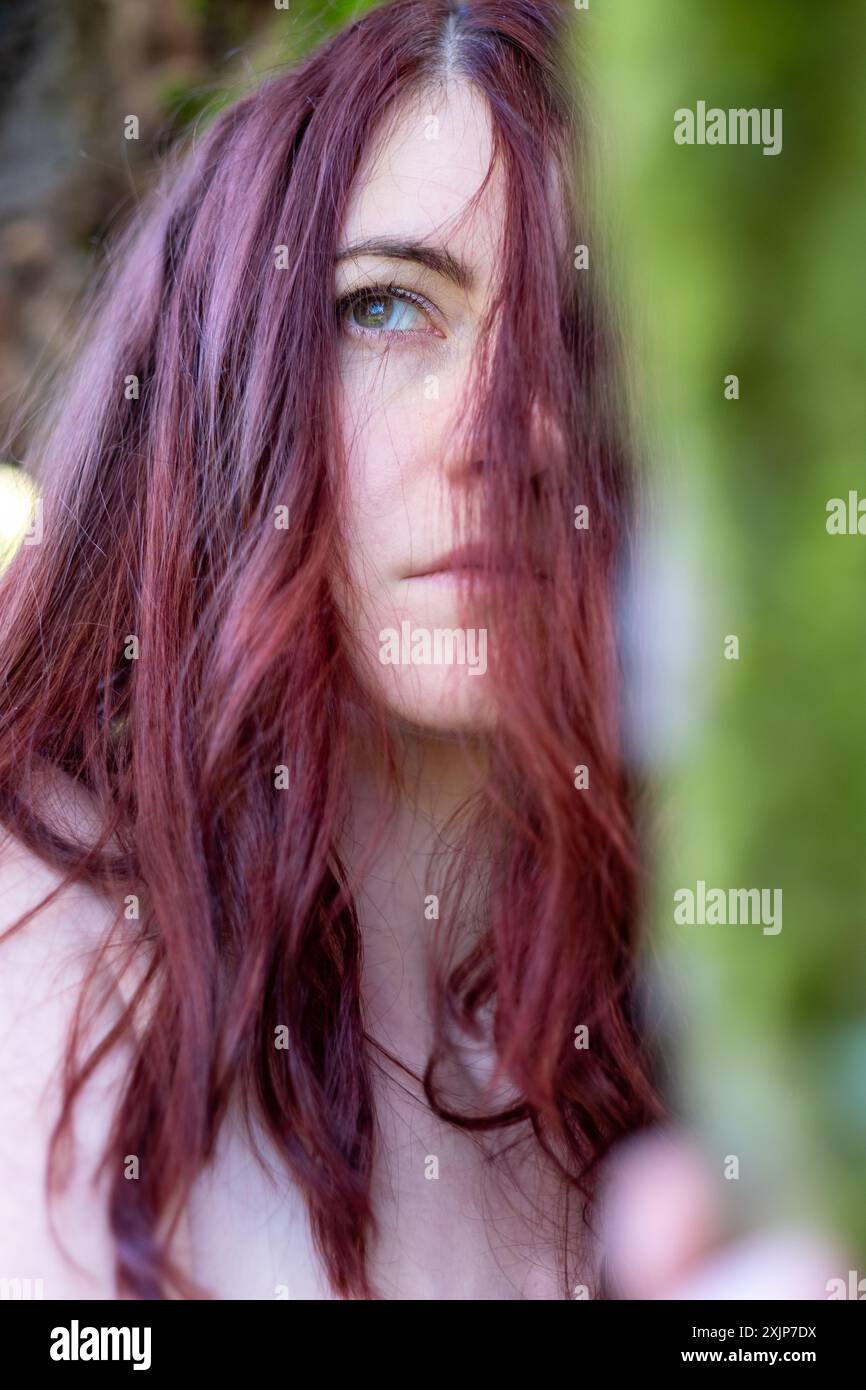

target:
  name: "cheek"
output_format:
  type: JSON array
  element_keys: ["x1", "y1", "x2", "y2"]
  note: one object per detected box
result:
[{"x1": 338, "y1": 361, "x2": 442, "y2": 586}]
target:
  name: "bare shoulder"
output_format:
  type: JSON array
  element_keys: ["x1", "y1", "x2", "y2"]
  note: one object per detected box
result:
[
  {"x1": 0, "y1": 821, "x2": 132, "y2": 1298},
  {"x1": 0, "y1": 764, "x2": 125, "y2": 971}
]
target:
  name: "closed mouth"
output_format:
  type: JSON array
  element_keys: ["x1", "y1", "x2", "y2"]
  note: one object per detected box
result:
[{"x1": 406, "y1": 544, "x2": 548, "y2": 581}]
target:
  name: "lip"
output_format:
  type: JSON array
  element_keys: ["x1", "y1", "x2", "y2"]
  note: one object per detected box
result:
[{"x1": 405, "y1": 544, "x2": 545, "y2": 581}]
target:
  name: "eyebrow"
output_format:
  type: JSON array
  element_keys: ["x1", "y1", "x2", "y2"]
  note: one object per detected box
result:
[{"x1": 335, "y1": 237, "x2": 474, "y2": 292}]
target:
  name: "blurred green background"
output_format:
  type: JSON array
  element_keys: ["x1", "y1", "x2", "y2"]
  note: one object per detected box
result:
[
  {"x1": 1, "y1": 0, "x2": 864, "y2": 1269},
  {"x1": 581, "y1": 0, "x2": 866, "y2": 1262}
]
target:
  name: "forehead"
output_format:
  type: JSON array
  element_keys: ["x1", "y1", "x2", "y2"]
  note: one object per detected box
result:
[{"x1": 340, "y1": 78, "x2": 504, "y2": 287}]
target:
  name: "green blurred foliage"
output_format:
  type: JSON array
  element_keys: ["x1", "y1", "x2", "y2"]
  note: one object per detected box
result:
[{"x1": 581, "y1": 0, "x2": 866, "y2": 1255}]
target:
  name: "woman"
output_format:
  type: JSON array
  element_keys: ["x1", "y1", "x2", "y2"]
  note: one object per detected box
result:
[{"x1": 0, "y1": 0, "x2": 836, "y2": 1302}]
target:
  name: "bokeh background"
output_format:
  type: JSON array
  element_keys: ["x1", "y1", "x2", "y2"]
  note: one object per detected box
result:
[
  {"x1": 0, "y1": 0, "x2": 380, "y2": 463},
  {"x1": 2, "y1": 0, "x2": 864, "y2": 1270},
  {"x1": 582, "y1": 0, "x2": 866, "y2": 1264}
]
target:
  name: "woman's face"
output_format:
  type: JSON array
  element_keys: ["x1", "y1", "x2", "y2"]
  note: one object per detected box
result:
[{"x1": 334, "y1": 78, "x2": 505, "y2": 734}]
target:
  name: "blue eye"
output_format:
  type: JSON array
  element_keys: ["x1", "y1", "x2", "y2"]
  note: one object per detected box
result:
[{"x1": 338, "y1": 285, "x2": 441, "y2": 338}]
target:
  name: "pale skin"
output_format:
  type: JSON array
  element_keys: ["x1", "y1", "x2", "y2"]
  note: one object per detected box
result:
[{"x1": 0, "y1": 77, "x2": 842, "y2": 1299}]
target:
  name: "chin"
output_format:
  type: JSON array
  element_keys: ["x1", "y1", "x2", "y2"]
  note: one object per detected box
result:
[
  {"x1": 348, "y1": 586, "x2": 498, "y2": 735},
  {"x1": 370, "y1": 661, "x2": 497, "y2": 736}
]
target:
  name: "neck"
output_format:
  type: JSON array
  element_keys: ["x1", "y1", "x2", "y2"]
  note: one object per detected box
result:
[{"x1": 340, "y1": 727, "x2": 488, "y2": 1075}]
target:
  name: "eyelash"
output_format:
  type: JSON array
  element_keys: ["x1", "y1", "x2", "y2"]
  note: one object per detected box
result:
[{"x1": 336, "y1": 282, "x2": 443, "y2": 341}]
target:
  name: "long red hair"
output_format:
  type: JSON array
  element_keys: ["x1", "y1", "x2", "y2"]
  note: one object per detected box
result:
[{"x1": 0, "y1": 0, "x2": 661, "y2": 1299}]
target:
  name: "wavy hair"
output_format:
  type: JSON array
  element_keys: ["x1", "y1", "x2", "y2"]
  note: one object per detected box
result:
[{"x1": 0, "y1": 0, "x2": 661, "y2": 1299}]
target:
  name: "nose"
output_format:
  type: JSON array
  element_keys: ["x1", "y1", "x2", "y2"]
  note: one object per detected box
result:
[
  {"x1": 528, "y1": 397, "x2": 567, "y2": 467},
  {"x1": 441, "y1": 396, "x2": 563, "y2": 489}
]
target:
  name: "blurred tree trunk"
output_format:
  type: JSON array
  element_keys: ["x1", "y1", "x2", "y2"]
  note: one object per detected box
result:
[{"x1": 581, "y1": 0, "x2": 866, "y2": 1256}]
